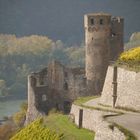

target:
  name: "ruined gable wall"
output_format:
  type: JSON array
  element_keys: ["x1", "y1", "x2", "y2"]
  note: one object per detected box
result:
[
  {"x1": 47, "y1": 61, "x2": 65, "y2": 90},
  {"x1": 25, "y1": 74, "x2": 47, "y2": 124},
  {"x1": 66, "y1": 68, "x2": 87, "y2": 100}
]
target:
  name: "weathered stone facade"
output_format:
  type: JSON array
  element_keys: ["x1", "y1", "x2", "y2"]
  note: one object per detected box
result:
[
  {"x1": 26, "y1": 13, "x2": 124, "y2": 123},
  {"x1": 85, "y1": 13, "x2": 124, "y2": 95},
  {"x1": 100, "y1": 66, "x2": 140, "y2": 111},
  {"x1": 70, "y1": 104, "x2": 125, "y2": 140},
  {"x1": 26, "y1": 60, "x2": 87, "y2": 124}
]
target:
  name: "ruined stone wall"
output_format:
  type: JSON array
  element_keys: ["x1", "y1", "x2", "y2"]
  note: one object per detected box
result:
[
  {"x1": 47, "y1": 61, "x2": 65, "y2": 90},
  {"x1": 26, "y1": 61, "x2": 88, "y2": 123},
  {"x1": 70, "y1": 104, "x2": 125, "y2": 140},
  {"x1": 25, "y1": 75, "x2": 47, "y2": 124},
  {"x1": 100, "y1": 66, "x2": 140, "y2": 110},
  {"x1": 46, "y1": 61, "x2": 87, "y2": 101},
  {"x1": 67, "y1": 68, "x2": 87, "y2": 100}
]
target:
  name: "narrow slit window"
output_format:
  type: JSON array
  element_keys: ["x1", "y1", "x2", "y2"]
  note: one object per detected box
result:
[
  {"x1": 64, "y1": 72, "x2": 68, "y2": 78},
  {"x1": 42, "y1": 94, "x2": 47, "y2": 101},
  {"x1": 64, "y1": 82, "x2": 68, "y2": 90},
  {"x1": 100, "y1": 19, "x2": 103, "y2": 25},
  {"x1": 91, "y1": 18, "x2": 94, "y2": 25}
]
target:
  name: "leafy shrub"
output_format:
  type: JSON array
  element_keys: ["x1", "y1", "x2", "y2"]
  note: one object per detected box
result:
[
  {"x1": 10, "y1": 118, "x2": 63, "y2": 140},
  {"x1": 118, "y1": 47, "x2": 140, "y2": 65},
  {"x1": 13, "y1": 102, "x2": 27, "y2": 127},
  {"x1": 0, "y1": 122, "x2": 16, "y2": 140},
  {"x1": 13, "y1": 111, "x2": 26, "y2": 127}
]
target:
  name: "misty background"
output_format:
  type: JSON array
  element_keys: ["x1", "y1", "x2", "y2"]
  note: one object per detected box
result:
[{"x1": 0, "y1": 0, "x2": 140, "y2": 122}]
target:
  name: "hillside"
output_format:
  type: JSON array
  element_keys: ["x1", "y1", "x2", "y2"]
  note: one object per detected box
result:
[
  {"x1": 0, "y1": 35, "x2": 84, "y2": 99},
  {"x1": 125, "y1": 32, "x2": 140, "y2": 50},
  {"x1": 11, "y1": 113, "x2": 94, "y2": 140}
]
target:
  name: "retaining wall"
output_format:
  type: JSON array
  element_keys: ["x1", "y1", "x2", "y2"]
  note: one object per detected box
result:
[
  {"x1": 100, "y1": 66, "x2": 140, "y2": 110},
  {"x1": 70, "y1": 104, "x2": 125, "y2": 140}
]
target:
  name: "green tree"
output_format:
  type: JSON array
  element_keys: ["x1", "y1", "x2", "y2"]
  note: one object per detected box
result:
[
  {"x1": 0, "y1": 80, "x2": 8, "y2": 97},
  {"x1": 16, "y1": 64, "x2": 31, "y2": 84}
]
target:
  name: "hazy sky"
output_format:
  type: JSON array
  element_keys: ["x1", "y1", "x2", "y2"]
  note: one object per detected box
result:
[{"x1": 0, "y1": 0, "x2": 140, "y2": 44}]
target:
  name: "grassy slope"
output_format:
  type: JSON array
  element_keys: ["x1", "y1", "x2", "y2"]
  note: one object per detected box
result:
[
  {"x1": 10, "y1": 118, "x2": 62, "y2": 140},
  {"x1": 44, "y1": 113, "x2": 94, "y2": 140},
  {"x1": 11, "y1": 113, "x2": 94, "y2": 140},
  {"x1": 74, "y1": 96, "x2": 99, "y2": 106}
]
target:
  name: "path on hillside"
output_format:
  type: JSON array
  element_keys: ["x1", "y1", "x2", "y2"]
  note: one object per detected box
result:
[
  {"x1": 85, "y1": 98, "x2": 140, "y2": 140},
  {"x1": 108, "y1": 113, "x2": 140, "y2": 139}
]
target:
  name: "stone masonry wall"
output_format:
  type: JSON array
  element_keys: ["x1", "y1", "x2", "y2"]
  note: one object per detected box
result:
[
  {"x1": 100, "y1": 66, "x2": 140, "y2": 110},
  {"x1": 70, "y1": 104, "x2": 125, "y2": 140},
  {"x1": 26, "y1": 61, "x2": 88, "y2": 124}
]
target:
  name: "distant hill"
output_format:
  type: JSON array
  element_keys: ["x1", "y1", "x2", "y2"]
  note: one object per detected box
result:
[
  {"x1": 0, "y1": 0, "x2": 140, "y2": 44},
  {"x1": 125, "y1": 32, "x2": 140, "y2": 50}
]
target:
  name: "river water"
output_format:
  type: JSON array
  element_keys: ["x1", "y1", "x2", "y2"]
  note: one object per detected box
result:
[{"x1": 0, "y1": 99, "x2": 26, "y2": 120}]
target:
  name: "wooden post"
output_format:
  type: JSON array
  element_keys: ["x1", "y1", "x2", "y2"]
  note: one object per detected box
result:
[
  {"x1": 78, "y1": 109, "x2": 83, "y2": 128},
  {"x1": 112, "y1": 66, "x2": 118, "y2": 108}
]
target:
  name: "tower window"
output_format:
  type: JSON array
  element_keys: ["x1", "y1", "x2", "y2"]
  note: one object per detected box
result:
[
  {"x1": 40, "y1": 77, "x2": 44, "y2": 85},
  {"x1": 100, "y1": 19, "x2": 103, "y2": 25},
  {"x1": 90, "y1": 18, "x2": 94, "y2": 25},
  {"x1": 64, "y1": 82, "x2": 68, "y2": 90},
  {"x1": 64, "y1": 72, "x2": 68, "y2": 78},
  {"x1": 112, "y1": 33, "x2": 116, "y2": 37},
  {"x1": 42, "y1": 94, "x2": 47, "y2": 101}
]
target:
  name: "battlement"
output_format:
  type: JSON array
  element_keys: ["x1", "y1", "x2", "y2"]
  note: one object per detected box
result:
[
  {"x1": 86, "y1": 12, "x2": 111, "y2": 17},
  {"x1": 111, "y1": 16, "x2": 124, "y2": 23},
  {"x1": 84, "y1": 12, "x2": 111, "y2": 28}
]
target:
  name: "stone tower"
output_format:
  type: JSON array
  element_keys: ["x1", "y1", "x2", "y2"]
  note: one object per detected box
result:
[
  {"x1": 85, "y1": 13, "x2": 124, "y2": 95},
  {"x1": 110, "y1": 17, "x2": 124, "y2": 60}
]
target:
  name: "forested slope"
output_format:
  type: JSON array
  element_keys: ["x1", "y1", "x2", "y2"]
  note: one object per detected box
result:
[{"x1": 0, "y1": 34, "x2": 84, "y2": 98}]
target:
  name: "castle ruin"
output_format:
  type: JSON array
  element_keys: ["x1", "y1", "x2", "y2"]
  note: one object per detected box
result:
[{"x1": 26, "y1": 13, "x2": 124, "y2": 124}]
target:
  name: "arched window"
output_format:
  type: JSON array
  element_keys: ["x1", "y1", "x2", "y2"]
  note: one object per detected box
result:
[
  {"x1": 91, "y1": 18, "x2": 94, "y2": 25},
  {"x1": 31, "y1": 76, "x2": 37, "y2": 87},
  {"x1": 112, "y1": 33, "x2": 116, "y2": 37},
  {"x1": 64, "y1": 82, "x2": 68, "y2": 90},
  {"x1": 42, "y1": 94, "x2": 47, "y2": 101},
  {"x1": 64, "y1": 72, "x2": 68, "y2": 78},
  {"x1": 100, "y1": 19, "x2": 103, "y2": 25},
  {"x1": 40, "y1": 77, "x2": 44, "y2": 85}
]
